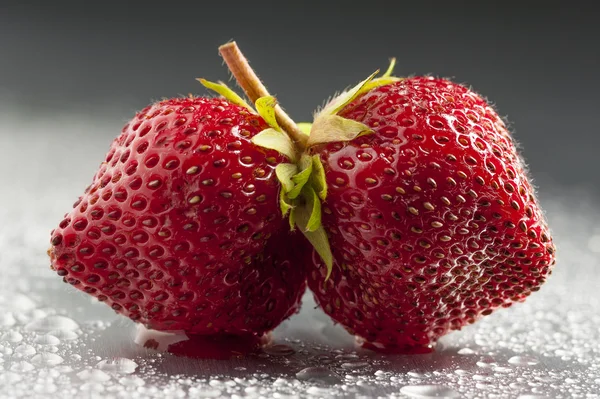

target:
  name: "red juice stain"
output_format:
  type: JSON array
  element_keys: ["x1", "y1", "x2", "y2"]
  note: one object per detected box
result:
[
  {"x1": 134, "y1": 325, "x2": 270, "y2": 360},
  {"x1": 167, "y1": 333, "x2": 270, "y2": 360},
  {"x1": 356, "y1": 336, "x2": 435, "y2": 355}
]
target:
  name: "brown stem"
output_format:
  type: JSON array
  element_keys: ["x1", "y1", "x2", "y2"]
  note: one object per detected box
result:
[{"x1": 218, "y1": 41, "x2": 308, "y2": 151}]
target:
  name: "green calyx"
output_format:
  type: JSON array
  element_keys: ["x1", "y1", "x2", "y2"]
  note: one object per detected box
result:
[{"x1": 199, "y1": 60, "x2": 399, "y2": 279}]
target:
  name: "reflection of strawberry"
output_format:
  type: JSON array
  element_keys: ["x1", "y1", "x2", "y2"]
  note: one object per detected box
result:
[
  {"x1": 305, "y1": 76, "x2": 556, "y2": 352},
  {"x1": 49, "y1": 95, "x2": 306, "y2": 336}
]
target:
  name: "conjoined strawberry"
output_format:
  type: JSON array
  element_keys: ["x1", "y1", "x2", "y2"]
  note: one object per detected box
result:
[
  {"x1": 49, "y1": 41, "x2": 557, "y2": 354},
  {"x1": 49, "y1": 84, "x2": 307, "y2": 336}
]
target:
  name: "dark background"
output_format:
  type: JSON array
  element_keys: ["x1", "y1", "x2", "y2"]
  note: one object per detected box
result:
[{"x1": 1, "y1": 1, "x2": 599, "y2": 196}]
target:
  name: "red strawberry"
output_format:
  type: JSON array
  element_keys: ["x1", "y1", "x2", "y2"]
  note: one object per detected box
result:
[
  {"x1": 303, "y1": 75, "x2": 556, "y2": 352},
  {"x1": 49, "y1": 95, "x2": 307, "y2": 336}
]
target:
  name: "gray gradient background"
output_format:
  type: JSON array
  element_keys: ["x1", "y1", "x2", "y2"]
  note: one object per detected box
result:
[{"x1": 0, "y1": 1, "x2": 599, "y2": 196}]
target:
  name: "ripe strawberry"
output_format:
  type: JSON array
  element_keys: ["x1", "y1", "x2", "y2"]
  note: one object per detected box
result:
[
  {"x1": 303, "y1": 76, "x2": 556, "y2": 352},
  {"x1": 49, "y1": 95, "x2": 307, "y2": 336}
]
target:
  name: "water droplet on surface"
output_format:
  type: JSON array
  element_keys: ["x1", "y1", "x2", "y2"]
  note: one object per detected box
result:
[
  {"x1": 188, "y1": 387, "x2": 222, "y2": 398},
  {"x1": 47, "y1": 330, "x2": 78, "y2": 341},
  {"x1": 10, "y1": 361, "x2": 35, "y2": 372},
  {"x1": 34, "y1": 334, "x2": 61, "y2": 346},
  {"x1": 12, "y1": 293, "x2": 37, "y2": 312},
  {"x1": 400, "y1": 384, "x2": 460, "y2": 398},
  {"x1": 25, "y1": 315, "x2": 79, "y2": 332},
  {"x1": 263, "y1": 344, "x2": 296, "y2": 357},
  {"x1": 306, "y1": 386, "x2": 332, "y2": 396},
  {"x1": 77, "y1": 369, "x2": 111, "y2": 382},
  {"x1": 457, "y1": 347, "x2": 477, "y2": 355},
  {"x1": 31, "y1": 352, "x2": 64, "y2": 367},
  {"x1": 341, "y1": 361, "x2": 369, "y2": 369},
  {"x1": 80, "y1": 382, "x2": 105, "y2": 392},
  {"x1": 14, "y1": 344, "x2": 36, "y2": 356},
  {"x1": 517, "y1": 395, "x2": 551, "y2": 399},
  {"x1": 508, "y1": 355, "x2": 540, "y2": 366},
  {"x1": 1, "y1": 331, "x2": 23, "y2": 343},
  {"x1": 33, "y1": 382, "x2": 58, "y2": 394},
  {"x1": 96, "y1": 357, "x2": 138, "y2": 374},
  {"x1": 0, "y1": 312, "x2": 16, "y2": 327},
  {"x1": 0, "y1": 371, "x2": 22, "y2": 384},
  {"x1": 296, "y1": 367, "x2": 341, "y2": 384}
]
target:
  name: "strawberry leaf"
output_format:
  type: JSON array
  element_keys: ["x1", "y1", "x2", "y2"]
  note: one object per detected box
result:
[
  {"x1": 307, "y1": 114, "x2": 373, "y2": 147},
  {"x1": 275, "y1": 163, "x2": 298, "y2": 193},
  {"x1": 279, "y1": 188, "x2": 294, "y2": 217},
  {"x1": 255, "y1": 96, "x2": 281, "y2": 131},
  {"x1": 294, "y1": 207, "x2": 333, "y2": 279},
  {"x1": 301, "y1": 186, "x2": 321, "y2": 232},
  {"x1": 197, "y1": 79, "x2": 254, "y2": 112},
  {"x1": 381, "y1": 57, "x2": 397, "y2": 78},
  {"x1": 310, "y1": 155, "x2": 327, "y2": 200},
  {"x1": 251, "y1": 128, "x2": 298, "y2": 162},
  {"x1": 319, "y1": 70, "x2": 379, "y2": 117},
  {"x1": 288, "y1": 155, "x2": 313, "y2": 199}
]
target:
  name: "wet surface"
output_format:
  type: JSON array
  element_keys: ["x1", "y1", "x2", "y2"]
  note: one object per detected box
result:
[{"x1": 1, "y1": 110, "x2": 600, "y2": 397}]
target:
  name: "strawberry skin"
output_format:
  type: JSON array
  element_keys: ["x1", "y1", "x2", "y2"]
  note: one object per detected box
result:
[
  {"x1": 49, "y1": 97, "x2": 306, "y2": 335},
  {"x1": 307, "y1": 77, "x2": 556, "y2": 351}
]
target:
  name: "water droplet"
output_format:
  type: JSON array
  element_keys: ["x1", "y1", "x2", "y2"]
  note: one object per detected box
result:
[
  {"x1": 1, "y1": 331, "x2": 23, "y2": 343},
  {"x1": 80, "y1": 382, "x2": 105, "y2": 392},
  {"x1": 12, "y1": 293, "x2": 37, "y2": 312},
  {"x1": 25, "y1": 315, "x2": 79, "y2": 332},
  {"x1": 0, "y1": 312, "x2": 16, "y2": 327},
  {"x1": 188, "y1": 387, "x2": 222, "y2": 397},
  {"x1": 47, "y1": 330, "x2": 78, "y2": 341},
  {"x1": 10, "y1": 361, "x2": 35, "y2": 372},
  {"x1": 517, "y1": 395, "x2": 551, "y2": 399},
  {"x1": 0, "y1": 344, "x2": 14, "y2": 355},
  {"x1": 400, "y1": 384, "x2": 460, "y2": 398},
  {"x1": 408, "y1": 371, "x2": 427, "y2": 379},
  {"x1": 457, "y1": 347, "x2": 477, "y2": 355},
  {"x1": 14, "y1": 344, "x2": 36, "y2": 356},
  {"x1": 77, "y1": 369, "x2": 111, "y2": 382},
  {"x1": 508, "y1": 355, "x2": 540, "y2": 366},
  {"x1": 296, "y1": 367, "x2": 341, "y2": 384},
  {"x1": 306, "y1": 386, "x2": 332, "y2": 396},
  {"x1": 341, "y1": 361, "x2": 369, "y2": 369},
  {"x1": 34, "y1": 334, "x2": 61, "y2": 346},
  {"x1": 33, "y1": 382, "x2": 58, "y2": 394},
  {"x1": 0, "y1": 371, "x2": 22, "y2": 383},
  {"x1": 31, "y1": 352, "x2": 64, "y2": 367},
  {"x1": 119, "y1": 375, "x2": 146, "y2": 387},
  {"x1": 96, "y1": 357, "x2": 138, "y2": 374},
  {"x1": 263, "y1": 344, "x2": 296, "y2": 357}
]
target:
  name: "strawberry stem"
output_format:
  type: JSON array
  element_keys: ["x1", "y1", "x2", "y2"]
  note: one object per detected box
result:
[{"x1": 219, "y1": 42, "x2": 308, "y2": 151}]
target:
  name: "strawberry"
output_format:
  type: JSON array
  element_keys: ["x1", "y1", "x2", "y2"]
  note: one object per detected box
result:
[
  {"x1": 217, "y1": 43, "x2": 556, "y2": 353},
  {"x1": 49, "y1": 92, "x2": 307, "y2": 336},
  {"x1": 302, "y1": 74, "x2": 557, "y2": 352}
]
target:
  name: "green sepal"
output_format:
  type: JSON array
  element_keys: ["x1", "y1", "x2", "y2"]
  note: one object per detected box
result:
[
  {"x1": 294, "y1": 205, "x2": 333, "y2": 279},
  {"x1": 310, "y1": 155, "x2": 327, "y2": 201},
  {"x1": 301, "y1": 186, "x2": 321, "y2": 232},
  {"x1": 289, "y1": 207, "x2": 297, "y2": 231},
  {"x1": 275, "y1": 163, "x2": 298, "y2": 193},
  {"x1": 381, "y1": 57, "x2": 396, "y2": 78},
  {"x1": 251, "y1": 128, "x2": 298, "y2": 162},
  {"x1": 297, "y1": 122, "x2": 312, "y2": 136},
  {"x1": 319, "y1": 70, "x2": 379, "y2": 117},
  {"x1": 197, "y1": 79, "x2": 254, "y2": 112},
  {"x1": 279, "y1": 188, "x2": 294, "y2": 217},
  {"x1": 288, "y1": 155, "x2": 313, "y2": 199},
  {"x1": 255, "y1": 96, "x2": 281, "y2": 131},
  {"x1": 358, "y1": 76, "x2": 402, "y2": 97},
  {"x1": 307, "y1": 114, "x2": 373, "y2": 148}
]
